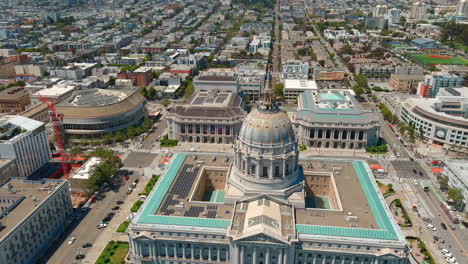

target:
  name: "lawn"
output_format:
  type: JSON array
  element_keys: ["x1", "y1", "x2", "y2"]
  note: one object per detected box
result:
[
  {"x1": 139, "y1": 174, "x2": 160, "y2": 196},
  {"x1": 130, "y1": 200, "x2": 144, "y2": 212},
  {"x1": 116, "y1": 221, "x2": 130, "y2": 233},
  {"x1": 410, "y1": 54, "x2": 468, "y2": 66},
  {"x1": 95, "y1": 241, "x2": 129, "y2": 264}
]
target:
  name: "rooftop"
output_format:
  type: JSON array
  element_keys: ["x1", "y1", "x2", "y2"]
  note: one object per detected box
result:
[
  {"x1": 134, "y1": 153, "x2": 402, "y2": 242},
  {"x1": 444, "y1": 160, "x2": 468, "y2": 187},
  {"x1": 71, "y1": 157, "x2": 101, "y2": 180},
  {"x1": 0, "y1": 178, "x2": 66, "y2": 241},
  {"x1": 0, "y1": 87, "x2": 29, "y2": 100}
]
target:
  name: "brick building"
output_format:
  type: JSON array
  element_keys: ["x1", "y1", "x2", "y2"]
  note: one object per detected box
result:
[{"x1": 0, "y1": 87, "x2": 31, "y2": 114}]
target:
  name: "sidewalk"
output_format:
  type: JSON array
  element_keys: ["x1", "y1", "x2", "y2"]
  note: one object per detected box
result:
[{"x1": 83, "y1": 176, "x2": 150, "y2": 264}]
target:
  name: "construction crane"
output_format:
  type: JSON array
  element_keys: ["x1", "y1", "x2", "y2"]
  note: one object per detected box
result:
[{"x1": 39, "y1": 94, "x2": 69, "y2": 178}]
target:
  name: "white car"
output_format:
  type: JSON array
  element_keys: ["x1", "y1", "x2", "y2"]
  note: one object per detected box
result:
[
  {"x1": 68, "y1": 236, "x2": 76, "y2": 245},
  {"x1": 446, "y1": 257, "x2": 457, "y2": 264},
  {"x1": 414, "y1": 180, "x2": 418, "y2": 185},
  {"x1": 444, "y1": 252, "x2": 453, "y2": 258},
  {"x1": 441, "y1": 249, "x2": 450, "y2": 255},
  {"x1": 427, "y1": 224, "x2": 436, "y2": 231}
]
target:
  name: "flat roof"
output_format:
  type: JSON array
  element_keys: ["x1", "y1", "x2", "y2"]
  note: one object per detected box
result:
[
  {"x1": 0, "y1": 178, "x2": 66, "y2": 241},
  {"x1": 71, "y1": 157, "x2": 101, "y2": 180},
  {"x1": 444, "y1": 160, "x2": 468, "y2": 187},
  {"x1": 135, "y1": 153, "x2": 401, "y2": 241},
  {"x1": 0, "y1": 87, "x2": 29, "y2": 100}
]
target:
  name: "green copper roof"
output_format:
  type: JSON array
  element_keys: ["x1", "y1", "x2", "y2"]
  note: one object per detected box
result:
[
  {"x1": 319, "y1": 93, "x2": 346, "y2": 101},
  {"x1": 315, "y1": 113, "x2": 362, "y2": 119},
  {"x1": 137, "y1": 153, "x2": 230, "y2": 229},
  {"x1": 296, "y1": 161, "x2": 399, "y2": 241}
]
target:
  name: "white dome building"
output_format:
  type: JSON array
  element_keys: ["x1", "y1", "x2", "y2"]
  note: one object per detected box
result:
[{"x1": 226, "y1": 101, "x2": 305, "y2": 207}]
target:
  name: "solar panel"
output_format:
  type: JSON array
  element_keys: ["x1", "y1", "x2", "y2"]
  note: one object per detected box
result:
[
  {"x1": 215, "y1": 95, "x2": 227, "y2": 104},
  {"x1": 206, "y1": 211, "x2": 217, "y2": 218},
  {"x1": 192, "y1": 96, "x2": 206, "y2": 105}
]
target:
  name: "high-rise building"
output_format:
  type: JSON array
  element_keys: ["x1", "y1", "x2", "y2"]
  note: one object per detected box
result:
[
  {"x1": 456, "y1": 0, "x2": 468, "y2": 17},
  {"x1": 387, "y1": 8, "x2": 401, "y2": 25},
  {"x1": 411, "y1": 2, "x2": 428, "y2": 20},
  {"x1": 0, "y1": 116, "x2": 52, "y2": 178},
  {"x1": 0, "y1": 178, "x2": 73, "y2": 264},
  {"x1": 373, "y1": 4, "x2": 388, "y2": 17}
]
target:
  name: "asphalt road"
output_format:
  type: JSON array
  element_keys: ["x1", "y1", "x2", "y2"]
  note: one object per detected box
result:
[
  {"x1": 142, "y1": 113, "x2": 168, "y2": 149},
  {"x1": 419, "y1": 184, "x2": 468, "y2": 263},
  {"x1": 44, "y1": 173, "x2": 138, "y2": 264}
]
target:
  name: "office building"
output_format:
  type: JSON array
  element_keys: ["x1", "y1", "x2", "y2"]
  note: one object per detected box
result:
[
  {"x1": 193, "y1": 71, "x2": 238, "y2": 93},
  {"x1": 129, "y1": 101, "x2": 407, "y2": 264},
  {"x1": 419, "y1": 73, "x2": 464, "y2": 98},
  {"x1": 294, "y1": 90, "x2": 380, "y2": 149},
  {"x1": 400, "y1": 87, "x2": 468, "y2": 150},
  {"x1": 117, "y1": 70, "x2": 154, "y2": 87},
  {"x1": 389, "y1": 73, "x2": 425, "y2": 93},
  {"x1": 0, "y1": 87, "x2": 31, "y2": 114},
  {"x1": 314, "y1": 67, "x2": 345, "y2": 81},
  {"x1": 456, "y1": 0, "x2": 468, "y2": 17},
  {"x1": 284, "y1": 79, "x2": 317, "y2": 101},
  {"x1": 167, "y1": 91, "x2": 246, "y2": 144},
  {"x1": 0, "y1": 159, "x2": 18, "y2": 185},
  {"x1": 0, "y1": 178, "x2": 73, "y2": 264},
  {"x1": 443, "y1": 160, "x2": 468, "y2": 211},
  {"x1": 281, "y1": 60, "x2": 309, "y2": 80},
  {"x1": 236, "y1": 64, "x2": 266, "y2": 101},
  {"x1": 0, "y1": 116, "x2": 52, "y2": 178}
]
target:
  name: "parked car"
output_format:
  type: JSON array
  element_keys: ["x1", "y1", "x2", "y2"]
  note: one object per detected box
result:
[
  {"x1": 68, "y1": 236, "x2": 76, "y2": 245},
  {"x1": 116, "y1": 200, "x2": 124, "y2": 205},
  {"x1": 82, "y1": 242, "x2": 93, "y2": 248},
  {"x1": 75, "y1": 254, "x2": 85, "y2": 260},
  {"x1": 112, "y1": 206, "x2": 120, "y2": 210},
  {"x1": 441, "y1": 223, "x2": 447, "y2": 230},
  {"x1": 427, "y1": 224, "x2": 436, "y2": 231},
  {"x1": 124, "y1": 175, "x2": 129, "y2": 181},
  {"x1": 126, "y1": 188, "x2": 132, "y2": 194}
]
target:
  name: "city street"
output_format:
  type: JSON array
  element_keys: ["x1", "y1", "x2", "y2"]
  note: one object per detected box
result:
[{"x1": 43, "y1": 170, "x2": 143, "y2": 264}]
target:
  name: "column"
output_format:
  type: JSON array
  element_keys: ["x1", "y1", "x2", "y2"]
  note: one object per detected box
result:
[
  {"x1": 174, "y1": 243, "x2": 177, "y2": 258},
  {"x1": 313, "y1": 254, "x2": 317, "y2": 264},
  {"x1": 266, "y1": 248, "x2": 271, "y2": 264},
  {"x1": 240, "y1": 246, "x2": 245, "y2": 264},
  {"x1": 374, "y1": 258, "x2": 379, "y2": 264},
  {"x1": 278, "y1": 248, "x2": 283, "y2": 264},
  {"x1": 322, "y1": 254, "x2": 326, "y2": 264},
  {"x1": 282, "y1": 159, "x2": 287, "y2": 178},
  {"x1": 155, "y1": 243, "x2": 160, "y2": 260},
  {"x1": 283, "y1": 248, "x2": 288, "y2": 264},
  {"x1": 253, "y1": 247, "x2": 258, "y2": 264},
  {"x1": 332, "y1": 256, "x2": 336, "y2": 264},
  {"x1": 200, "y1": 247, "x2": 203, "y2": 260},
  {"x1": 208, "y1": 246, "x2": 212, "y2": 261},
  {"x1": 217, "y1": 246, "x2": 221, "y2": 261},
  {"x1": 165, "y1": 243, "x2": 168, "y2": 257},
  {"x1": 182, "y1": 244, "x2": 186, "y2": 259},
  {"x1": 191, "y1": 246, "x2": 195, "y2": 259}
]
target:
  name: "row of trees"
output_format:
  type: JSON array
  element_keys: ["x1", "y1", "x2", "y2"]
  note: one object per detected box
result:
[{"x1": 437, "y1": 175, "x2": 465, "y2": 210}]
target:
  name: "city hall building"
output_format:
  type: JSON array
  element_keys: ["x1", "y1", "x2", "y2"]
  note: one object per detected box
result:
[
  {"x1": 129, "y1": 101, "x2": 407, "y2": 264},
  {"x1": 167, "y1": 91, "x2": 247, "y2": 144},
  {"x1": 293, "y1": 90, "x2": 380, "y2": 149}
]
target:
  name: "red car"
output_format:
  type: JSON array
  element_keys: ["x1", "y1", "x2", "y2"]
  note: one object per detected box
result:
[
  {"x1": 124, "y1": 175, "x2": 129, "y2": 181},
  {"x1": 90, "y1": 195, "x2": 96, "y2": 203}
]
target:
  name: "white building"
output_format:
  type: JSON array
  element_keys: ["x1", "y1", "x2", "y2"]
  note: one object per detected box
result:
[
  {"x1": 50, "y1": 66, "x2": 83, "y2": 80},
  {"x1": 31, "y1": 82, "x2": 77, "y2": 104},
  {"x1": 283, "y1": 78, "x2": 317, "y2": 100},
  {"x1": 456, "y1": 0, "x2": 468, "y2": 17},
  {"x1": 236, "y1": 64, "x2": 266, "y2": 101},
  {"x1": 410, "y1": 2, "x2": 428, "y2": 20},
  {"x1": 193, "y1": 71, "x2": 238, "y2": 93},
  {"x1": 400, "y1": 87, "x2": 468, "y2": 152},
  {"x1": 0, "y1": 116, "x2": 52, "y2": 178},
  {"x1": 443, "y1": 160, "x2": 468, "y2": 211},
  {"x1": 0, "y1": 178, "x2": 73, "y2": 264},
  {"x1": 69, "y1": 157, "x2": 101, "y2": 191},
  {"x1": 281, "y1": 60, "x2": 309, "y2": 79}
]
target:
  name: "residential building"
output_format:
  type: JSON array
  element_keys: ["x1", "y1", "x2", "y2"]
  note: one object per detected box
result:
[
  {"x1": 0, "y1": 115, "x2": 51, "y2": 178},
  {"x1": 419, "y1": 73, "x2": 464, "y2": 98},
  {"x1": 387, "y1": 8, "x2": 401, "y2": 25},
  {"x1": 364, "y1": 17, "x2": 388, "y2": 30},
  {"x1": 167, "y1": 91, "x2": 246, "y2": 144},
  {"x1": 50, "y1": 66, "x2": 83, "y2": 80},
  {"x1": 411, "y1": 2, "x2": 428, "y2": 20},
  {"x1": 0, "y1": 178, "x2": 73, "y2": 264},
  {"x1": 389, "y1": 73, "x2": 425, "y2": 92},
  {"x1": 0, "y1": 87, "x2": 31, "y2": 114},
  {"x1": 355, "y1": 64, "x2": 394, "y2": 77},
  {"x1": 240, "y1": 22, "x2": 272, "y2": 33},
  {"x1": 443, "y1": 160, "x2": 468, "y2": 211},
  {"x1": 294, "y1": 90, "x2": 380, "y2": 149},
  {"x1": 0, "y1": 62, "x2": 16, "y2": 79},
  {"x1": 236, "y1": 64, "x2": 266, "y2": 101},
  {"x1": 314, "y1": 67, "x2": 345, "y2": 81},
  {"x1": 14, "y1": 64, "x2": 46, "y2": 78},
  {"x1": 281, "y1": 60, "x2": 309, "y2": 79},
  {"x1": 129, "y1": 102, "x2": 407, "y2": 264},
  {"x1": 284, "y1": 79, "x2": 317, "y2": 101},
  {"x1": 193, "y1": 70, "x2": 238, "y2": 93},
  {"x1": 374, "y1": 5, "x2": 388, "y2": 17},
  {"x1": 400, "y1": 87, "x2": 468, "y2": 150},
  {"x1": 117, "y1": 70, "x2": 154, "y2": 87}
]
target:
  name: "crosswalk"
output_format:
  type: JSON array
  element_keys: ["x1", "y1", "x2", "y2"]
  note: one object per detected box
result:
[
  {"x1": 402, "y1": 177, "x2": 433, "y2": 186},
  {"x1": 395, "y1": 157, "x2": 411, "y2": 161},
  {"x1": 119, "y1": 166, "x2": 144, "y2": 175}
]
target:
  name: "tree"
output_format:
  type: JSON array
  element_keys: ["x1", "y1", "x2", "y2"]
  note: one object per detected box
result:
[
  {"x1": 437, "y1": 175, "x2": 449, "y2": 192},
  {"x1": 115, "y1": 131, "x2": 126, "y2": 142},
  {"x1": 127, "y1": 126, "x2": 137, "y2": 139},
  {"x1": 184, "y1": 80, "x2": 194, "y2": 99},
  {"x1": 140, "y1": 87, "x2": 148, "y2": 98},
  {"x1": 148, "y1": 87, "x2": 156, "y2": 99},
  {"x1": 318, "y1": 60, "x2": 325, "y2": 67},
  {"x1": 102, "y1": 134, "x2": 113, "y2": 145},
  {"x1": 274, "y1": 83, "x2": 284, "y2": 98},
  {"x1": 419, "y1": 126, "x2": 425, "y2": 141},
  {"x1": 161, "y1": 99, "x2": 170, "y2": 108},
  {"x1": 142, "y1": 118, "x2": 153, "y2": 131},
  {"x1": 447, "y1": 188, "x2": 464, "y2": 209},
  {"x1": 352, "y1": 85, "x2": 365, "y2": 97}
]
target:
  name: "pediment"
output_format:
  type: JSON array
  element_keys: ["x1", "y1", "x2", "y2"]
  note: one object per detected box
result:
[{"x1": 236, "y1": 233, "x2": 289, "y2": 244}]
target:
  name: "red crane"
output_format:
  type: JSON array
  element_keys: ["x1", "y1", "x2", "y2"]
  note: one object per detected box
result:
[{"x1": 39, "y1": 94, "x2": 69, "y2": 177}]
